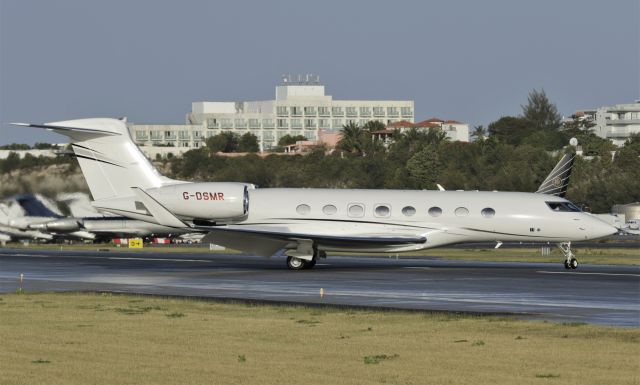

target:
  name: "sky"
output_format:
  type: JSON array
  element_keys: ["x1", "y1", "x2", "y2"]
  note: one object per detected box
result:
[{"x1": 1, "y1": 0, "x2": 638, "y2": 144}]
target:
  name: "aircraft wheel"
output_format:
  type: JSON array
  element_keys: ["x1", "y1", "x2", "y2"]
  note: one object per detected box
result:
[
  {"x1": 287, "y1": 256, "x2": 307, "y2": 270},
  {"x1": 564, "y1": 260, "x2": 571, "y2": 270},
  {"x1": 569, "y1": 258, "x2": 578, "y2": 270}
]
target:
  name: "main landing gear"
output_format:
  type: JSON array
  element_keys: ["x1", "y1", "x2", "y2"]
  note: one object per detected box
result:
[
  {"x1": 286, "y1": 249, "x2": 326, "y2": 270},
  {"x1": 558, "y1": 242, "x2": 578, "y2": 270}
]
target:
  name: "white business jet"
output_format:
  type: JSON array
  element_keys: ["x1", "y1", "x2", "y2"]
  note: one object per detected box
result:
[{"x1": 13, "y1": 119, "x2": 617, "y2": 270}]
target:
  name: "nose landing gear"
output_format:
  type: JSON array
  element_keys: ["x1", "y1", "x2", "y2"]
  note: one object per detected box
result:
[
  {"x1": 558, "y1": 242, "x2": 578, "y2": 270},
  {"x1": 286, "y1": 248, "x2": 326, "y2": 270}
]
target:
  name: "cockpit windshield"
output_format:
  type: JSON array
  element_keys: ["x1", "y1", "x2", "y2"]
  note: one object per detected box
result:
[{"x1": 546, "y1": 201, "x2": 581, "y2": 212}]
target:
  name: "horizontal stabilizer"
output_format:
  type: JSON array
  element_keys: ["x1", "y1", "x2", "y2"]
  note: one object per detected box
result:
[
  {"x1": 11, "y1": 122, "x2": 121, "y2": 138},
  {"x1": 536, "y1": 153, "x2": 575, "y2": 197},
  {"x1": 131, "y1": 188, "x2": 189, "y2": 229}
]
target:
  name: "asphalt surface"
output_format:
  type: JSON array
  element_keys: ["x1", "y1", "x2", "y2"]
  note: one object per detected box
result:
[{"x1": 0, "y1": 248, "x2": 638, "y2": 327}]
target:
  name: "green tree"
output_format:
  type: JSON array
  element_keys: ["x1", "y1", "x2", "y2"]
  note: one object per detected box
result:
[
  {"x1": 1, "y1": 152, "x2": 21, "y2": 174},
  {"x1": 206, "y1": 131, "x2": 239, "y2": 153},
  {"x1": 238, "y1": 132, "x2": 259, "y2": 152},
  {"x1": 521, "y1": 89, "x2": 561, "y2": 131},
  {"x1": 406, "y1": 145, "x2": 443, "y2": 189},
  {"x1": 362, "y1": 120, "x2": 386, "y2": 132},
  {"x1": 278, "y1": 134, "x2": 307, "y2": 147},
  {"x1": 471, "y1": 125, "x2": 487, "y2": 142},
  {"x1": 488, "y1": 116, "x2": 532, "y2": 145},
  {"x1": 337, "y1": 122, "x2": 367, "y2": 155}
]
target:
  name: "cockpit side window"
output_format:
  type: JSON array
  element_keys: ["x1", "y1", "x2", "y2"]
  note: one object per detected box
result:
[{"x1": 546, "y1": 201, "x2": 581, "y2": 212}]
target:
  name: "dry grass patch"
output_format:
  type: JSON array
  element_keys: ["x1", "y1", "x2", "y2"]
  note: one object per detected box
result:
[{"x1": 0, "y1": 292, "x2": 638, "y2": 385}]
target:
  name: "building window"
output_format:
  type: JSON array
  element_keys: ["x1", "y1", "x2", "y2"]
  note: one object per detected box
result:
[
  {"x1": 135, "y1": 131, "x2": 148, "y2": 140},
  {"x1": 178, "y1": 131, "x2": 190, "y2": 139},
  {"x1": 481, "y1": 208, "x2": 495, "y2": 218},
  {"x1": 207, "y1": 118, "x2": 218, "y2": 129},
  {"x1": 455, "y1": 207, "x2": 469, "y2": 217},
  {"x1": 401, "y1": 107, "x2": 412, "y2": 117},
  {"x1": 291, "y1": 119, "x2": 302, "y2": 128},
  {"x1": 346, "y1": 107, "x2": 357, "y2": 117},
  {"x1": 359, "y1": 107, "x2": 371, "y2": 117},
  {"x1": 428, "y1": 207, "x2": 442, "y2": 217},
  {"x1": 319, "y1": 119, "x2": 330, "y2": 129},
  {"x1": 332, "y1": 107, "x2": 344, "y2": 116},
  {"x1": 387, "y1": 107, "x2": 399, "y2": 116},
  {"x1": 402, "y1": 206, "x2": 416, "y2": 216},
  {"x1": 277, "y1": 119, "x2": 288, "y2": 129},
  {"x1": 220, "y1": 118, "x2": 233, "y2": 129},
  {"x1": 332, "y1": 119, "x2": 344, "y2": 129},
  {"x1": 304, "y1": 107, "x2": 316, "y2": 116},
  {"x1": 318, "y1": 107, "x2": 330, "y2": 116},
  {"x1": 304, "y1": 119, "x2": 316, "y2": 128},
  {"x1": 263, "y1": 131, "x2": 274, "y2": 140},
  {"x1": 304, "y1": 131, "x2": 317, "y2": 140},
  {"x1": 277, "y1": 106, "x2": 288, "y2": 116},
  {"x1": 373, "y1": 107, "x2": 385, "y2": 117},
  {"x1": 291, "y1": 106, "x2": 302, "y2": 116},
  {"x1": 296, "y1": 204, "x2": 311, "y2": 215},
  {"x1": 322, "y1": 205, "x2": 337, "y2": 215},
  {"x1": 235, "y1": 119, "x2": 247, "y2": 129},
  {"x1": 263, "y1": 119, "x2": 275, "y2": 129},
  {"x1": 348, "y1": 203, "x2": 364, "y2": 217},
  {"x1": 374, "y1": 204, "x2": 390, "y2": 217},
  {"x1": 249, "y1": 119, "x2": 260, "y2": 128}
]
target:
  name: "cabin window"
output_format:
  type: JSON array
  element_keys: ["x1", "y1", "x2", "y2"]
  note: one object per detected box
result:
[
  {"x1": 402, "y1": 206, "x2": 416, "y2": 216},
  {"x1": 322, "y1": 205, "x2": 337, "y2": 215},
  {"x1": 481, "y1": 208, "x2": 495, "y2": 218},
  {"x1": 428, "y1": 207, "x2": 442, "y2": 217},
  {"x1": 546, "y1": 201, "x2": 581, "y2": 212},
  {"x1": 296, "y1": 204, "x2": 311, "y2": 215},
  {"x1": 374, "y1": 205, "x2": 390, "y2": 217},
  {"x1": 454, "y1": 207, "x2": 469, "y2": 217},
  {"x1": 348, "y1": 203, "x2": 365, "y2": 217}
]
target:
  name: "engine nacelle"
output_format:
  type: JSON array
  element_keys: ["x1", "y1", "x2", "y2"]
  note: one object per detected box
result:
[
  {"x1": 147, "y1": 182, "x2": 251, "y2": 221},
  {"x1": 28, "y1": 218, "x2": 81, "y2": 232}
]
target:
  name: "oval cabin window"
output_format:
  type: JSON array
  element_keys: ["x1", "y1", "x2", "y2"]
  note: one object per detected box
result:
[
  {"x1": 428, "y1": 207, "x2": 442, "y2": 217},
  {"x1": 481, "y1": 208, "x2": 495, "y2": 218},
  {"x1": 374, "y1": 205, "x2": 390, "y2": 217},
  {"x1": 402, "y1": 206, "x2": 416, "y2": 216},
  {"x1": 296, "y1": 204, "x2": 311, "y2": 215},
  {"x1": 348, "y1": 204, "x2": 364, "y2": 217},
  {"x1": 322, "y1": 205, "x2": 337, "y2": 215},
  {"x1": 454, "y1": 207, "x2": 469, "y2": 217}
]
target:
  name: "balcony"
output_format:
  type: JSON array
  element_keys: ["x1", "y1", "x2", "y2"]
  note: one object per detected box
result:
[
  {"x1": 332, "y1": 109, "x2": 344, "y2": 117},
  {"x1": 606, "y1": 129, "x2": 631, "y2": 138},
  {"x1": 318, "y1": 108, "x2": 330, "y2": 117},
  {"x1": 304, "y1": 108, "x2": 317, "y2": 116},
  {"x1": 373, "y1": 109, "x2": 385, "y2": 117},
  {"x1": 346, "y1": 109, "x2": 358, "y2": 117},
  {"x1": 606, "y1": 119, "x2": 640, "y2": 125}
]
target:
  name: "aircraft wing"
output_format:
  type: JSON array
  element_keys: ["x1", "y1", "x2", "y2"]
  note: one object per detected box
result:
[{"x1": 201, "y1": 226, "x2": 427, "y2": 257}]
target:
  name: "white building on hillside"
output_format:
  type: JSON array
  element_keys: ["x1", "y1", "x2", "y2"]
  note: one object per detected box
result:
[
  {"x1": 129, "y1": 75, "x2": 414, "y2": 152},
  {"x1": 572, "y1": 101, "x2": 640, "y2": 147}
]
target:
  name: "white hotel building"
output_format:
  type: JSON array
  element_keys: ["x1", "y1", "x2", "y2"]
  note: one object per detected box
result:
[
  {"x1": 129, "y1": 75, "x2": 414, "y2": 154},
  {"x1": 572, "y1": 100, "x2": 640, "y2": 147}
]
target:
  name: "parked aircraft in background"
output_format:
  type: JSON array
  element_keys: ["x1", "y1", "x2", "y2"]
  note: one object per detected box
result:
[
  {"x1": 15, "y1": 119, "x2": 617, "y2": 269},
  {"x1": 2, "y1": 193, "x2": 195, "y2": 242},
  {"x1": 0, "y1": 203, "x2": 54, "y2": 243}
]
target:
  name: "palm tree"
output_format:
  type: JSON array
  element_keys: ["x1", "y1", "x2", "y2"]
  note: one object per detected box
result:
[
  {"x1": 471, "y1": 125, "x2": 487, "y2": 142},
  {"x1": 337, "y1": 122, "x2": 366, "y2": 154}
]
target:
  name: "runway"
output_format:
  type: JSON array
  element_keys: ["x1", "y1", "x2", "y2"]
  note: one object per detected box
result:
[{"x1": 0, "y1": 248, "x2": 638, "y2": 327}]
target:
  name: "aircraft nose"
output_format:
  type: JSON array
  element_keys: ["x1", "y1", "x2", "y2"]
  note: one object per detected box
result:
[{"x1": 590, "y1": 217, "x2": 619, "y2": 239}]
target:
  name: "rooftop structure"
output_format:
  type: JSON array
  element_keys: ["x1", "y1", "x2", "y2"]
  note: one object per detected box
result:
[{"x1": 570, "y1": 101, "x2": 640, "y2": 147}]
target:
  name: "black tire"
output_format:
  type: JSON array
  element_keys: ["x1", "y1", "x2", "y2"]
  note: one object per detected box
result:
[
  {"x1": 569, "y1": 258, "x2": 578, "y2": 270},
  {"x1": 287, "y1": 256, "x2": 307, "y2": 270},
  {"x1": 564, "y1": 260, "x2": 571, "y2": 270}
]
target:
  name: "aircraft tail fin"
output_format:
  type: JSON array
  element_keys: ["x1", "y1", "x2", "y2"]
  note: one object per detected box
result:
[
  {"x1": 536, "y1": 153, "x2": 575, "y2": 197},
  {"x1": 13, "y1": 119, "x2": 182, "y2": 201}
]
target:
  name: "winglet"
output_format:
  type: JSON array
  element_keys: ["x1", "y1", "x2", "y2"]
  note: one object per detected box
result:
[{"x1": 131, "y1": 188, "x2": 189, "y2": 228}]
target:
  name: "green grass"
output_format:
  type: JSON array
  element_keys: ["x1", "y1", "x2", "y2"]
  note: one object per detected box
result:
[{"x1": 1, "y1": 292, "x2": 638, "y2": 385}]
